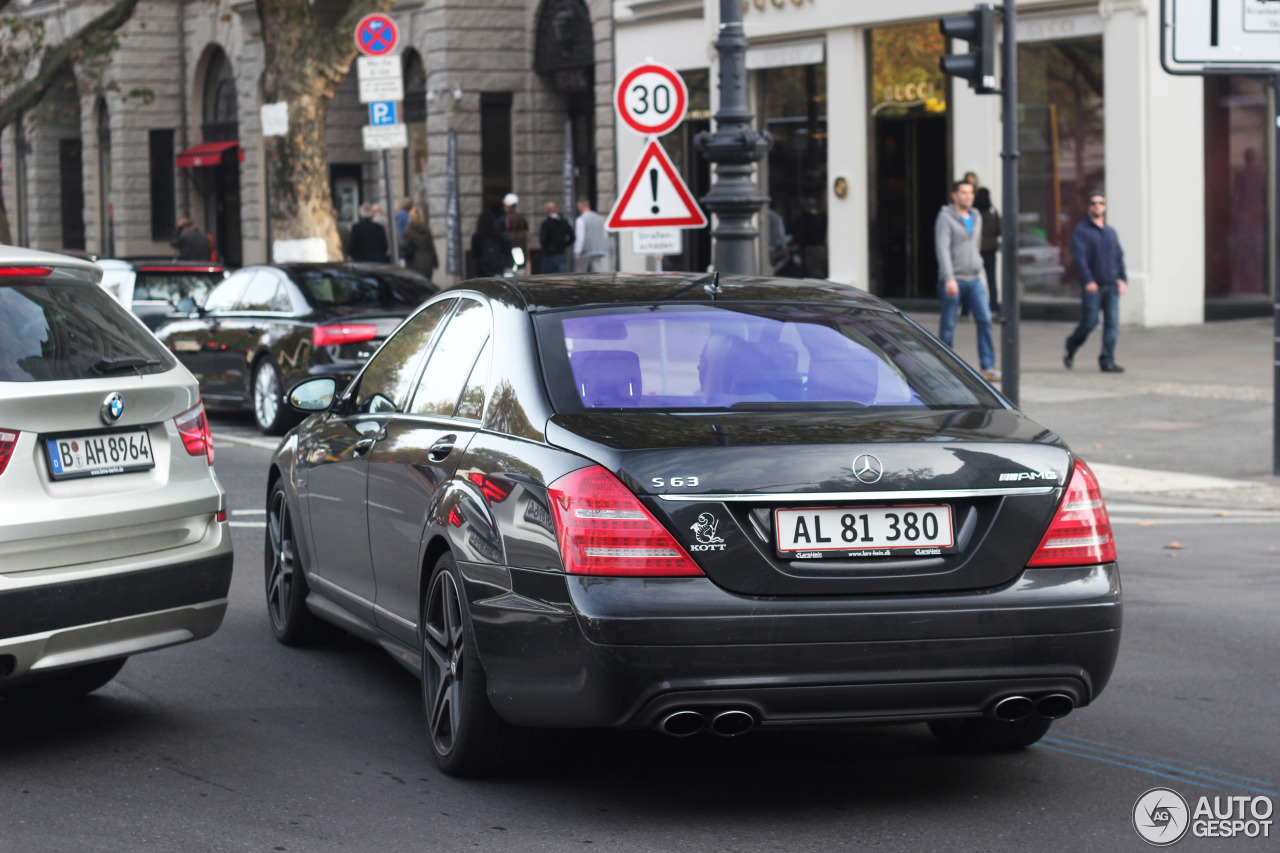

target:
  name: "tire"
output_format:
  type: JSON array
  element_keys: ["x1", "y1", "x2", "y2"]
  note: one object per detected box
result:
[
  {"x1": 928, "y1": 715, "x2": 1053, "y2": 751},
  {"x1": 421, "y1": 552, "x2": 532, "y2": 776},
  {"x1": 265, "y1": 482, "x2": 343, "y2": 645},
  {"x1": 1, "y1": 658, "x2": 126, "y2": 704},
  {"x1": 252, "y1": 358, "x2": 290, "y2": 435}
]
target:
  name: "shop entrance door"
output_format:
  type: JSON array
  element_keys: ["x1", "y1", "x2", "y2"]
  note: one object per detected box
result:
[{"x1": 872, "y1": 114, "x2": 946, "y2": 300}]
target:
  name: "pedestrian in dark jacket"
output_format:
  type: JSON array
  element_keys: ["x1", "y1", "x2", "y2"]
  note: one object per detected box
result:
[
  {"x1": 1064, "y1": 192, "x2": 1128, "y2": 373},
  {"x1": 171, "y1": 217, "x2": 213, "y2": 261},
  {"x1": 400, "y1": 206, "x2": 439, "y2": 281},
  {"x1": 348, "y1": 202, "x2": 390, "y2": 263},
  {"x1": 471, "y1": 210, "x2": 508, "y2": 277},
  {"x1": 538, "y1": 201, "x2": 574, "y2": 273},
  {"x1": 975, "y1": 187, "x2": 1002, "y2": 319}
]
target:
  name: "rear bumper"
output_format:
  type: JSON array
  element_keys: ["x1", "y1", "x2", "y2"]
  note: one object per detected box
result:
[
  {"x1": 0, "y1": 527, "x2": 233, "y2": 682},
  {"x1": 465, "y1": 563, "x2": 1122, "y2": 729}
]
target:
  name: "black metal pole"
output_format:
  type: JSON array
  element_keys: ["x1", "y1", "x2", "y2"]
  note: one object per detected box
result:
[
  {"x1": 1272, "y1": 74, "x2": 1280, "y2": 475},
  {"x1": 1000, "y1": 0, "x2": 1020, "y2": 406},
  {"x1": 695, "y1": 0, "x2": 772, "y2": 275}
]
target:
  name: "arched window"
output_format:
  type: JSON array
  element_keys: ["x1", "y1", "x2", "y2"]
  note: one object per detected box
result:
[{"x1": 202, "y1": 50, "x2": 238, "y2": 143}]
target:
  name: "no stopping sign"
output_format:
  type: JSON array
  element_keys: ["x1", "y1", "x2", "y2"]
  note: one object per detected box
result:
[{"x1": 615, "y1": 62, "x2": 688, "y2": 137}]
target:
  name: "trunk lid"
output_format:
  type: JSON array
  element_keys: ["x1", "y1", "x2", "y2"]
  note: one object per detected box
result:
[{"x1": 546, "y1": 409, "x2": 1071, "y2": 596}]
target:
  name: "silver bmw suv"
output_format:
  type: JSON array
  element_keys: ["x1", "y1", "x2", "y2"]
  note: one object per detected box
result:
[{"x1": 0, "y1": 245, "x2": 233, "y2": 701}]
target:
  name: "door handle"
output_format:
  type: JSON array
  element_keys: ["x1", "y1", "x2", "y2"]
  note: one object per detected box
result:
[
  {"x1": 428, "y1": 435, "x2": 457, "y2": 462},
  {"x1": 352, "y1": 437, "x2": 377, "y2": 456}
]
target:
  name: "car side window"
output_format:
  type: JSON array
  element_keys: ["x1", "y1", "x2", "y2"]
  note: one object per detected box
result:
[
  {"x1": 203, "y1": 272, "x2": 252, "y2": 312},
  {"x1": 237, "y1": 272, "x2": 282, "y2": 312},
  {"x1": 453, "y1": 338, "x2": 491, "y2": 421},
  {"x1": 409, "y1": 299, "x2": 490, "y2": 417},
  {"x1": 352, "y1": 298, "x2": 456, "y2": 414}
]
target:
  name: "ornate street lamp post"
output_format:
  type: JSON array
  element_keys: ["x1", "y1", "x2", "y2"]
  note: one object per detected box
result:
[{"x1": 695, "y1": 0, "x2": 772, "y2": 275}]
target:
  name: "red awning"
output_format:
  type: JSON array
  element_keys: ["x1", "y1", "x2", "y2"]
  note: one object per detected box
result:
[{"x1": 176, "y1": 140, "x2": 240, "y2": 168}]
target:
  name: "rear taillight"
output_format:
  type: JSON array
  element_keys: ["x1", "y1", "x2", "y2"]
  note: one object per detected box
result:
[
  {"x1": 0, "y1": 266, "x2": 53, "y2": 277},
  {"x1": 174, "y1": 401, "x2": 215, "y2": 465},
  {"x1": 313, "y1": 324, "x2": 378, "y2": 348},
  {"x1": 1027, "y1": 459, "x2": 1116, "y2": 567},
  {"x1": 548, "y1": 465, "x2": 703, "y2": 577},
  {"x1": 0, "y1": 429, "x2": 18, "y2": 476}
]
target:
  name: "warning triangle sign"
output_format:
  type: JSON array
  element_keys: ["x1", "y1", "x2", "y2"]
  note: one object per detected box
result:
[{"x1": 607, "y1": 140, "x2": 708, "y2": 230}]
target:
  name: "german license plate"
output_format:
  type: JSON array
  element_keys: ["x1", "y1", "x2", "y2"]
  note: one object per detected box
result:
[
  {"x1": 45, "y1": 429, "x2": 155, "y2": 480},
  {"x1": 775, "y1": 505, "x2": 955, "y2": 558}
]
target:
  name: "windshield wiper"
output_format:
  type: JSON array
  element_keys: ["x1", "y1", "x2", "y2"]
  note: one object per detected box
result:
[{"x1": 91, "y1": 356, "x2": 162, "y2": 375}]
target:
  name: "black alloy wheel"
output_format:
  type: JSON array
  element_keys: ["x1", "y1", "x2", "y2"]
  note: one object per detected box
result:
[
  {"x1": 927, "y1": 715, "x2": 1053, "y2": 751},
  {"x1": 421, "y1": 552, "x2": 531, "y2": 776},
  {"x1": 265, "y1": 482, "x2": 342, "y2": 645},
  {"x1": 0, "y1": 658, "x2": 126, "y2": 704}
]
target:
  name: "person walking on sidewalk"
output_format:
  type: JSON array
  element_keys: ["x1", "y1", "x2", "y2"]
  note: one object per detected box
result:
[
  {"x1": 1065, "y1": 192, "x2": 1127, "y2": 373},
  {"x1": 574, "y1": 198, "x2": 608, "y2": 272},
  {"x1": 934, "y1": 179, "x2": 999, "y2": 381}
]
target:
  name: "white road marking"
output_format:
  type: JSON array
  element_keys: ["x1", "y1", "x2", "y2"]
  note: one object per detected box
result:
[{"x1": 214, "y1": 432, "x2": 282, "y2": 450}]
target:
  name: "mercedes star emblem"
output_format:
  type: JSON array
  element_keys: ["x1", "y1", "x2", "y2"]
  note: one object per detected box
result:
[
  {"x1": 101, "y1": 392, "x2": 125, "y2": 425},
  {"x1": 852, "y1": 454, "x2": 883, "y2": 484}
]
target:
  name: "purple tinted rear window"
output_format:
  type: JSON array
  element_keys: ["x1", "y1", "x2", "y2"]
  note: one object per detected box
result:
[{"x1": 537, "y1": 305, "x2": 996, "y2": 412}]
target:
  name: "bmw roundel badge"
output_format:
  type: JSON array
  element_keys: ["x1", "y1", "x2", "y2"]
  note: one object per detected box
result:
[{"x1": 101, "y1": 392, "x2": 125, "y2": 425}]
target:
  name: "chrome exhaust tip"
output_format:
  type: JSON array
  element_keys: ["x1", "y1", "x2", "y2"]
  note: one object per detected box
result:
[
  {"x1": 992, "y1": 695, "x2": 1035, "y2": 722},
  {"x1": 1035, "y1": 693, "x2": 1075, "y2": 720},
  {"x1": 658, "y1": 709, "x2": 705, "y2": 737},
  {"x1": 709, "y1": 709, "x2": 755, "y2": 737}
]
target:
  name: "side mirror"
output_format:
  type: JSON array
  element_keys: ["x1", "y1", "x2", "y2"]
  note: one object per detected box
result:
[{"x1": 288, "y1": 376, "x2": 338, "y2": 412}]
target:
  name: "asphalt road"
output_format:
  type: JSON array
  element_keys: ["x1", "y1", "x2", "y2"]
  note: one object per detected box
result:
[{"x1": 2, "y1": 412, "x2": 1276, "y2": 852}]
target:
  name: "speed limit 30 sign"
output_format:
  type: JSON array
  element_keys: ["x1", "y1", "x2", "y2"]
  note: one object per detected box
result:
[{"x1": 615, "y1": 62, "x2": 688, "y2": 137}]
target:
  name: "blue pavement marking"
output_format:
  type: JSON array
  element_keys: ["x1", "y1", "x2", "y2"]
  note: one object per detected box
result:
[{"x1": 1041, "y1": 735, "x2": 1276, "y2": 797}]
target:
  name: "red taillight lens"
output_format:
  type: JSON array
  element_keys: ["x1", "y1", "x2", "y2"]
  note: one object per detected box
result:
[
  {"x1": 0, "y1": 266, "x2": 53, "y2": 277},
  {"x1": 0, "y1": 429, "x2": 18, "y2": 476},
  {"x1": 312, "y1": 324, "x2": 378, "y2": 348},
  {"x1": 1027, "y1": 459, "x2": 1116, "y2": 567},
  {"x1": 548, "y1": 465, "x2": 703, "y2": 577},
  {"x1": 174, "y1": 401, "x2": 215, "y2": 465}
]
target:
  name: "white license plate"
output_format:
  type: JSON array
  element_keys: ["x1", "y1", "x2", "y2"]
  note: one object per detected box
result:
[
  {"x1": 45, "y1": 429, "x2": 155, "y2": 480},
  {"x1": 775, "y1": 505, "x2": 955, "y2": 556}
]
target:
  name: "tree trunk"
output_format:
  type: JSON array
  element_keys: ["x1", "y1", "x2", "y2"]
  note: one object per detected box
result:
[{"x1": 259, "y1": 0, "x2": 395, "y2": 261}]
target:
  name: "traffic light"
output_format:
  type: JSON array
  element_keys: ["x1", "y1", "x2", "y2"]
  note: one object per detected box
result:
[{"x1": 940, "y1": 5, "x2": 997, "y2": 94}]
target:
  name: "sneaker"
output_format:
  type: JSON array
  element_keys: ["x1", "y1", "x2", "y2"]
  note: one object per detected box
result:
[
  {"x1": 1100, "y1": 363, "x2": 1125, "y2": 373},
  {"x1": 1063, "y1": 346, "x2": 1074, "y2": 369},
  {"x1": 982, "y1": 368, "x2": 1002, "y2": 382}
]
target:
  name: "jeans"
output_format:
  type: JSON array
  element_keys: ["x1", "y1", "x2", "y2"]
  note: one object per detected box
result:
[
  {"x1": 577, "y1": 254, "x2": 607, "y2": 273},
  {"x1": 937, "y1": 277, "x2": 996, "y2": 371},
  {"x1": 1065, "y1": 281, "x2": 1120, "y2": 367},
  {"x1": 541, "y1": 252, "x2": 567, "y2": 274}
]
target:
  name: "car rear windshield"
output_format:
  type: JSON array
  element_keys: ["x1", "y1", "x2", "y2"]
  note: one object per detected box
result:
[
  {"x1": 0, "y1": 279, "x2": 177, "y2": 382},
  {"x1": 291, "y1": 269, "x2": 436, "y2": 309},
  {"x1": 535, "y1": 303, "x2": 1002, "y2": 412},
  {"x1": 134, "y1": 269, "x2": 223, "y2": 307}
]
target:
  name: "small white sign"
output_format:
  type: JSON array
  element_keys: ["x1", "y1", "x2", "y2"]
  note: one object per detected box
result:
[
  {"x1": 362, "y1": 124, "x2": 409, "y2": 151},
  {"x1": 632, "y1": 228, "x2": 682, "y2": 255},
  {"x1": 359, "y1": 76, "x2": 404, "y2": 104},
  {"x1": 1244, "y1": 0, "x2": 1280, "y2": 32},
  {"x1": 357, "y1": 56, "x2": 399, "y2": 80},
  {"x1": 260, "y1": 101, "x2": 288, "y2": 137}
]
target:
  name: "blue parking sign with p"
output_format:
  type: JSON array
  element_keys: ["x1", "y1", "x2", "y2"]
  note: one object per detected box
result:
[{"x1": 369, "y1": 101, "x2": 397, "y2": 126}]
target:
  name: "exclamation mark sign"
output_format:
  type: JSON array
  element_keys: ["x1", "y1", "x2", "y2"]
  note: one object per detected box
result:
[{"x1": 649, "y1": 168, "x2": 660, "y2": 214}]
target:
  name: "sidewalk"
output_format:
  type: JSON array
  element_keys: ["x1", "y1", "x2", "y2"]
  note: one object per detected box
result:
[{"x1": 910, "y1": 312, "x2": 1280, "y2": 510}]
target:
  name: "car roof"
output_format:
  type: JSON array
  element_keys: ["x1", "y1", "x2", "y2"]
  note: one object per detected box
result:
[
  {"x1": 0, "y1": 244, "x2": 102, "y2": 282},
  {"x1": 454, "y1": 273, "x2": 898, "y2": 313}
]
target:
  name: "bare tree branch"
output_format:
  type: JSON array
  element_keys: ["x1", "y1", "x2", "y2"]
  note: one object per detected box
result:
[{"x1": 0, "y1": 0, "x2": 144, "y2": 130}]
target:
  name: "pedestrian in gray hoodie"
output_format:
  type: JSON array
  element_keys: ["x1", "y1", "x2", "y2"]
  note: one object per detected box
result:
[{"x1": 935, "y1": 179, "x2": 998, "y2": 380}]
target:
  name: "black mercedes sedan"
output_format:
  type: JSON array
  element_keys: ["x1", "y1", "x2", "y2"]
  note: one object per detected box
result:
[
  {"x1": 265, "y1": 273, "x2": 1121, "y2": 776},
  {"x1": 154, "y1": 263, "x2": 438, "y2": 433}
]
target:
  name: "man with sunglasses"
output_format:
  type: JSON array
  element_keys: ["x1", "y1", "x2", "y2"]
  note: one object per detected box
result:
[{"x1": 1065, "y1": 193, "x2": 1128, "y2": 373}]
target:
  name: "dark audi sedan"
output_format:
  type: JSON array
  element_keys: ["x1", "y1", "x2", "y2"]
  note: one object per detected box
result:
[
  {"x1": 266, "y1": 273, "x2": 1121, "y2": 776},
  {"x1": 155, "y1": 263, "x2": 438, "y2": 433}
]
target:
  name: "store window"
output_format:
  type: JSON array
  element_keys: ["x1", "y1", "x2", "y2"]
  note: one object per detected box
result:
[
  {"x1": 1017, "y1": 36, "x2": 1104, "y2": 299},
  {"x1": 761, "y1": 62, "x2": 827, "y2": 279},
  {"x1": 868, "y1": 22, "x2": 948, "y2": 300},
  {"x1": 1205, "y1": 76, "x2": 1271, "y2": 314}
]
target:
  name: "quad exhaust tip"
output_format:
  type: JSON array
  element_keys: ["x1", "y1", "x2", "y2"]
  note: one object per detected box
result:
[
  {"x1": 992, "y1": 695, "x2": 1035, "y2": 722},
  {"x1": 658, "y1": 708, "x2": 757, "y2": 737},
  {"x1": 991, "y1": 693, "x2": 1076, "y2": 722},
  {"x1": 1035, "y1": 693, "x2": 1075, "y2": 720}
]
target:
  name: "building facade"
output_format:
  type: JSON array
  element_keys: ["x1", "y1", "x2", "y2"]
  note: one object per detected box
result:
[
  {"x1": 615, "y1": 0, "x2": 1274, "y2": 325},
  {"x1": 2, "y1": 0, "x2": 616, "y2": 281}
]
